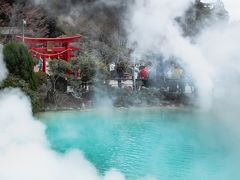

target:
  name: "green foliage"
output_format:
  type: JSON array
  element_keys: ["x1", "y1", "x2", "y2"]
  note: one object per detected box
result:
[
  {"x1": 35, "y1": 71, "x2": 49, "y2": 86},
  {"x1": 70, "y1": 54, "x2": 96, "y2": 82},
  {"x1": 96, "y1": 61, "x2": 109, "y2": 81},
  {"x1": 1, "y1": 74, "x2": 29, "y2": 90},
  {"x1": 48, "y1": 59, "x2": 70, "y2": 78},
  {"x1": 3, "y1": 42, "x2": 37, "y2": 90},
  {"x1": 0, "y1": 75, "x2": 42, "y2": 113},
  {"x1": 47, "y1": 59, "x2": 70, "y2": 92},
  {"x1": 1, "y1": 43, "x2": 46, "y2": 112}
]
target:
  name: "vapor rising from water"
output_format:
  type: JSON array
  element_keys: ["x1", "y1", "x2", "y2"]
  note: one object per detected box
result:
[
  {"x1": 204, "y1": 0, "x2": 240, "y2": 21},
  {"x1": 0, "y1": 48, "x2": 124, "y2": 179},
  {"x1": 195, "y1": 22, "x2": 240, "y2": 130},
  {"x1": 125, "y1": 0, "x2": 240, "y2": 110},
  {"x1": 28, "y1": 0, "x2": 240, "y2": 110},
  {"x1": 126, "y1": 0, "x2": 214, "y2": 108},
  {"x1": 1, "y1": 0, "x2": 240, "y2": 179}
]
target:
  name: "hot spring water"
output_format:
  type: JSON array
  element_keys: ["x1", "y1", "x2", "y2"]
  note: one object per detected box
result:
[{"x1": 39, "y1": 108, "x2": 240, "y2": 180}]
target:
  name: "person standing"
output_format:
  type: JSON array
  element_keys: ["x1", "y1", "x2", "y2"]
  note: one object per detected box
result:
[
  {"x1": 173, "y1": 64, "x2": 184, "y2": 93},
  {"x1": 132, "y1": 64, "x2": 139, "y2": 90},
  {"x1": 109, "y1": 62, "x2": 116, "y2": 79},
  {"x1": 116, "y1": 63, "x2": 124, "y2": 88},
  {"x1": 139, "y1": 65, "x2": 149, "y2": 88},
  {"x1": 38, "y1": 56, "x2": 43, "y2": 71}
]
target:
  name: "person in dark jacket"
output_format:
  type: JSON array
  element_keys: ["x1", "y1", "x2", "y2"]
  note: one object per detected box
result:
[{"x1": 116, "y1": 63, "x2": 124, "y2": 88}]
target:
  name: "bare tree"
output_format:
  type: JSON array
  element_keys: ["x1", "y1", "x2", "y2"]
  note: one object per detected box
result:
[
  {"x1": 0, "y1": 1, "x2": 11, "y2": 26},
  {"x1": 0, "y1": 0, "x2": 49, "y2": 39}
]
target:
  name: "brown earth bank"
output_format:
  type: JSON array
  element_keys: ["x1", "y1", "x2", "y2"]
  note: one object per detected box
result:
[{"x1": 38, "y1": 85, "x2": 196, "y2": 113}]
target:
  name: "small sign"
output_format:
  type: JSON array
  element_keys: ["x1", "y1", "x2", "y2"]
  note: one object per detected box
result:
[{"x1": 47, "y1": 41, "x2": 54, "y2": 52}]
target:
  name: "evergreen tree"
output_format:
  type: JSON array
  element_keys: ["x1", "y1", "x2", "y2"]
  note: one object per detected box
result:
[
  {"x1": 177, "y1": 0, "x2": 229, "y2": 37},
  {"x1": 3, "y1": 42, "x2": 37, "y2": 90}
]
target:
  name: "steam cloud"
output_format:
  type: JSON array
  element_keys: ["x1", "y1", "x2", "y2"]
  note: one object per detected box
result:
[
  {"x1": 204, "y1": 0, "x2": 240, "y2": 21},
  {"x1": 1, "y1": 0, "x2": 240, "y2": 179},
  {"x1": 125, "y1": 0, "x2": 240, "y2": 109},
  {"x1": 30, "y1": 0, "x2": 239, "y2": 109},
  {"x1": 126, "y1": 0, "x2": 214, "y2": 108},
  {"x1": 0, "y1": 48, "x2": 124, "y2": 179}
]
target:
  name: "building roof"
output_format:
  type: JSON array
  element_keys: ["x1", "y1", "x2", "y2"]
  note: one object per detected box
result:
[{"x1": 16, "y1": 35, "x2": 81, "y2": 44}]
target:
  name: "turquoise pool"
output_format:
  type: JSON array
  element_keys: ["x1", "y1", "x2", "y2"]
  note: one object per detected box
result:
[{"x1": 39, "y1": 108, "x2": 240, "y2": 180}]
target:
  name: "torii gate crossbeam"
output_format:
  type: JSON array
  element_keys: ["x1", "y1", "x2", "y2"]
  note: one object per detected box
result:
[{"x1": 16, "y1": 35, "x2": 81, "y2": 72}]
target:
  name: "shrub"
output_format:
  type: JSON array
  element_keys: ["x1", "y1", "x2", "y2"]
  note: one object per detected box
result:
[
  {"x1": 70, "y1": 55, "x2": 96, "y2": 83},
  {"x1": 3, "y1": 42, "x2": 37, "y2": 90},
  {"x1": 35, "y1": 71, "x2": 49, "y2": 86},
  {"x1": 1, "y1": 75, "x2": 42, "y2": 113}
]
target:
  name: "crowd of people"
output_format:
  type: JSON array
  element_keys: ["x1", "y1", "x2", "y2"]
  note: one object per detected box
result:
[{"x1": 109, "y1": 58, "x2": 193, "y2": 94}]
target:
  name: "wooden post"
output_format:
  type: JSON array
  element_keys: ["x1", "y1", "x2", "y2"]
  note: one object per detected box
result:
[
  {"x1": 66, "y1": 42, "x2": 71, "y2": 62},
  {"x1": 43, "y1": 56, "x2": 46, "y2": 72}
]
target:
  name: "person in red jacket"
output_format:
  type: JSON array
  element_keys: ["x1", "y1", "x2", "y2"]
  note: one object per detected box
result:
[{"x1": 139, "y1": 65, "x2": 149, "y2": 88}]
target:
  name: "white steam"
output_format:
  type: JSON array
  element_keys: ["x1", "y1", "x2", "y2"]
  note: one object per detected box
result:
[
  {"x1": 221, "y1": 0, "x2": 240, "y2": 21},
  {"x1": 197, "y1": 22, "x2": 240, "y2": 109},
  {"x1": 126, "y1": 0, "x2": 240, "y2": 110},
  {"x1": 202, "y1": 0, "x2": 240, "y2": 21},
  {"x1": 1, "y1": 0, "x2": 240, "y2": 178},
  {"x1": 0, "y1": 89, "x2": 94, "y2": 180},
  {"x1": 31, "y1": 0, "x2": 46, "y2": 5},
  {"x1": 0, "y1": 50, "x2": 124, "y2": 179},
  {"x1": 126, "y1": 0, "x2": 214, "y2": 108}
]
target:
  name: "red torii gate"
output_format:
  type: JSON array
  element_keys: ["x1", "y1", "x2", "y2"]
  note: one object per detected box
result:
[{"x1": 16, "y1": 35, "x2": 81, "y2": 72}]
